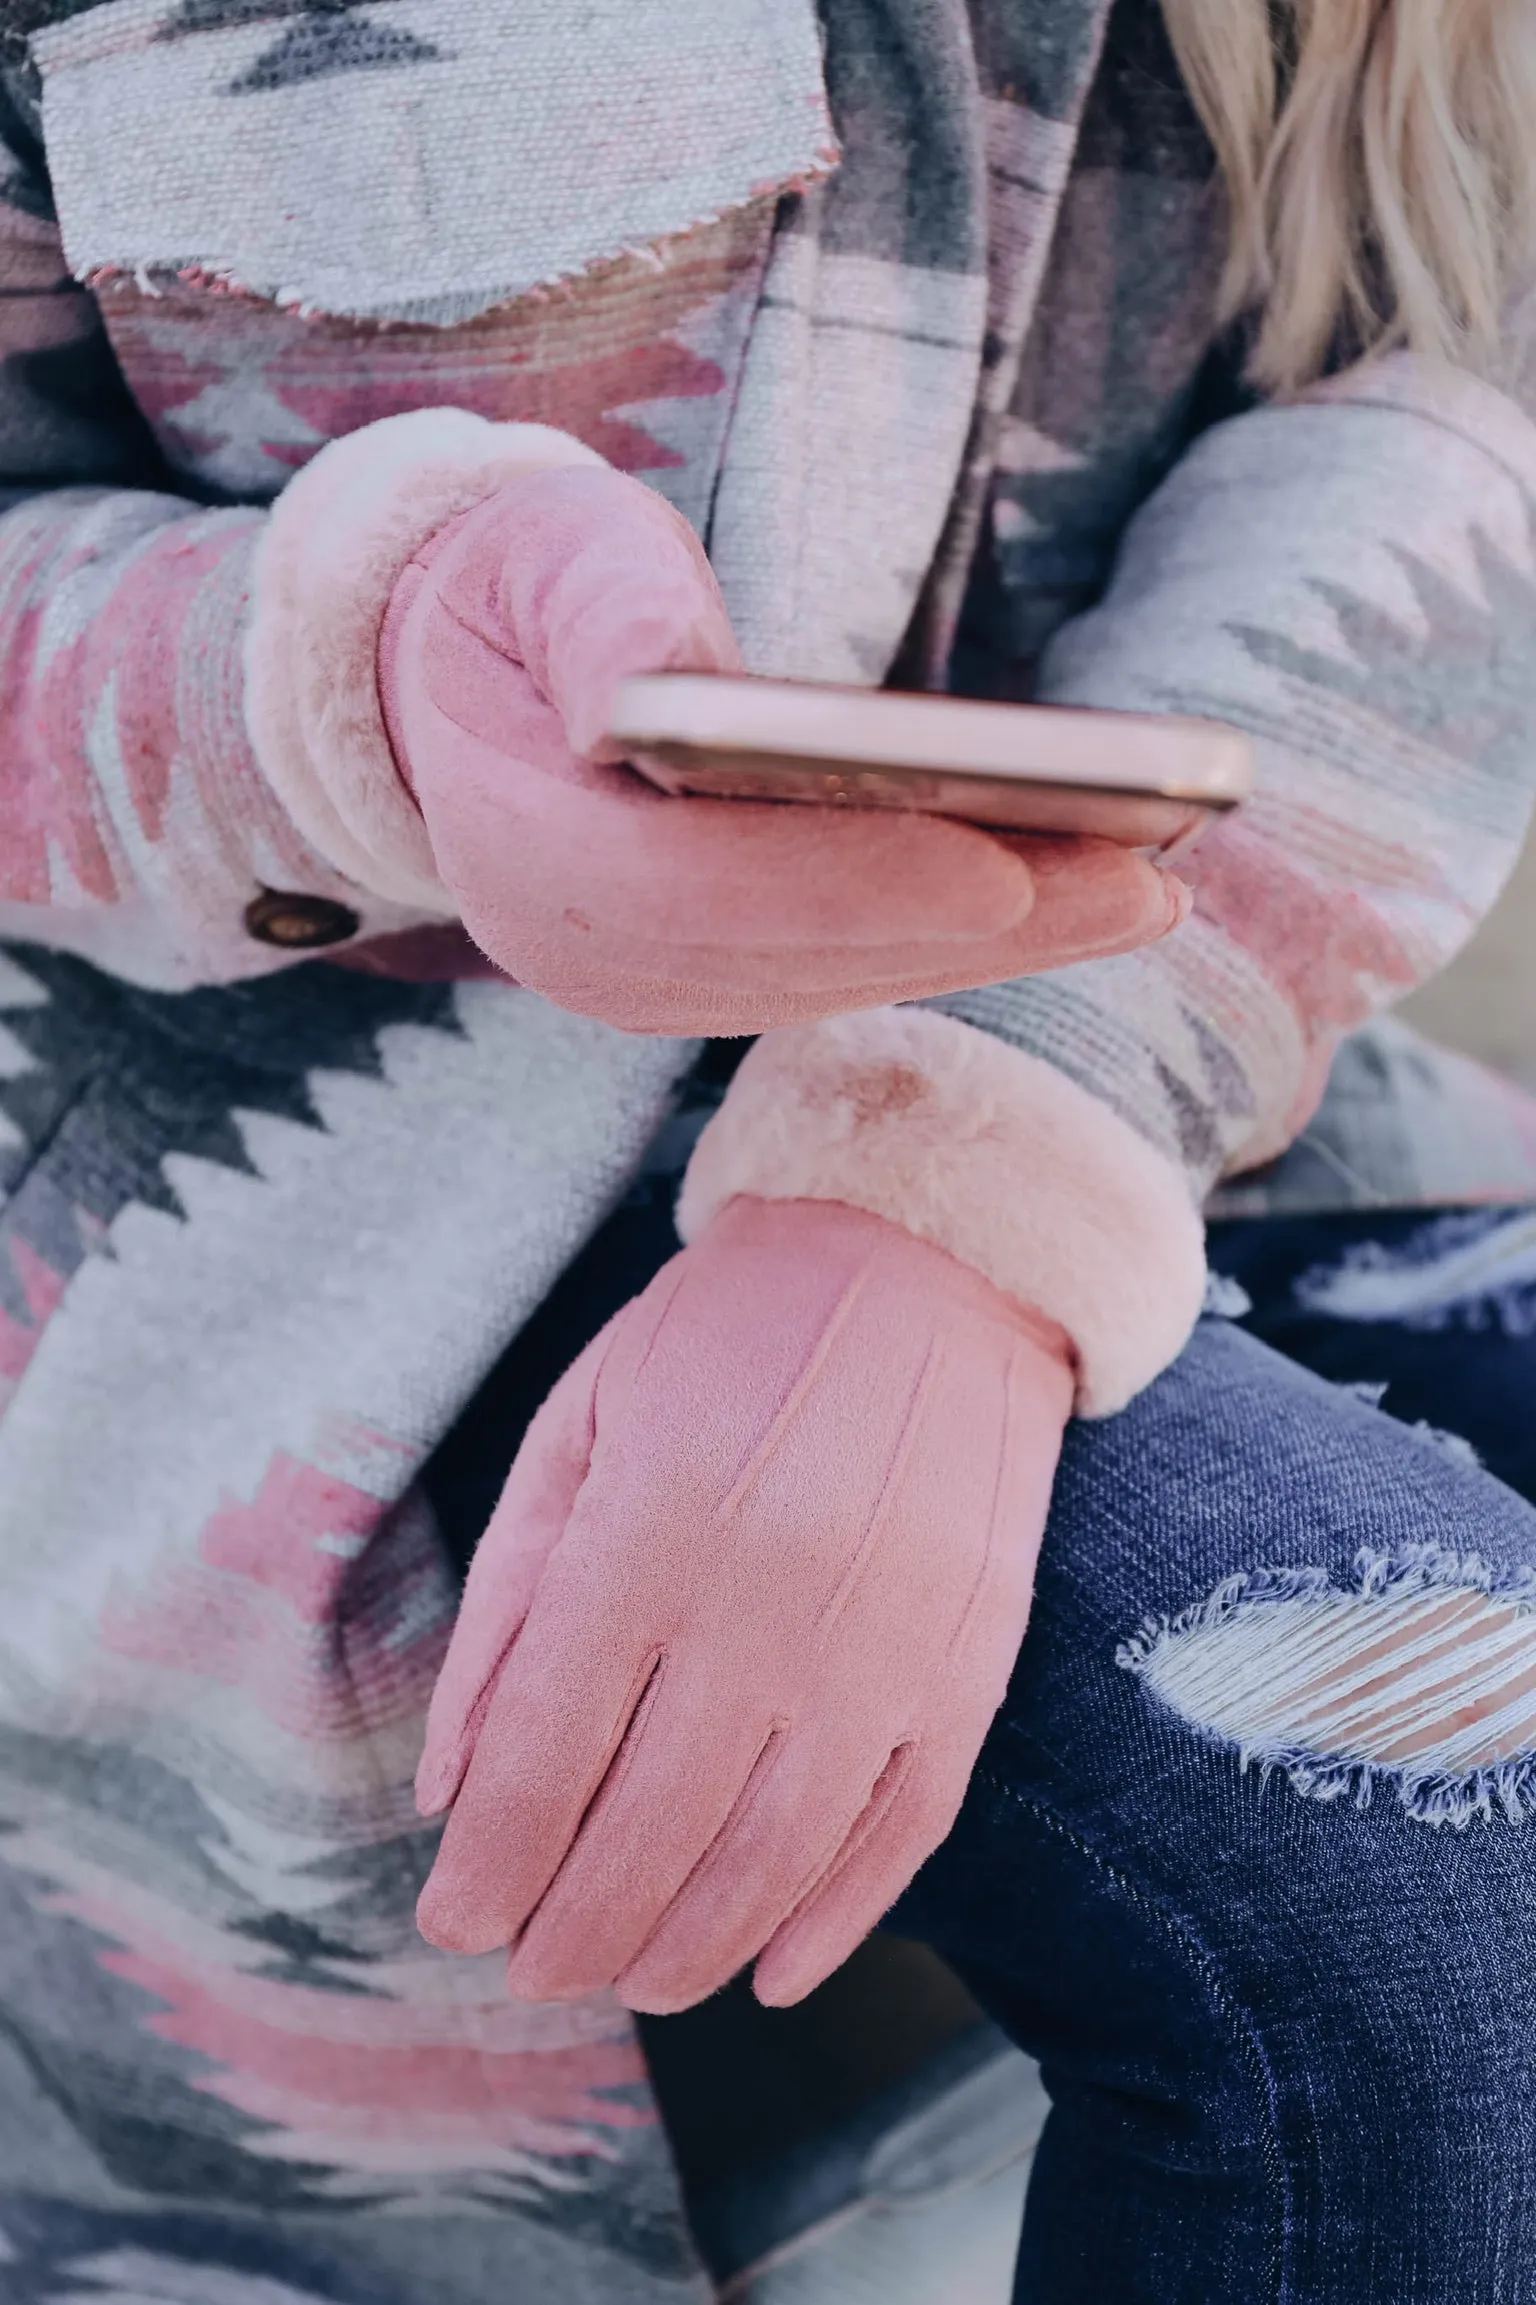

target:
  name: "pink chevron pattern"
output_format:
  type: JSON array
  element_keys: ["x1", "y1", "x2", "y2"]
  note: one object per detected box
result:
[
  {"x1": 1179, "y1": 803, "x2": 1463, "y2": 1158},
  {"x1": 98, "y1": 204, "x2": 773, "y2": 504},
  {"x1": 0, "y1": 1235, "x2": 68, "y2": 1396},
  {"x1": 2, "y1": 1431, "x2": 660, "y2": 2195},
  {"x1": 0, "y1": 486, "x2": 398, "y2": 978},
  {"x1": 15, "y1": 1814, "x2": 651, "y2": 2179},
  {"x1": 0, "y1": 204, "x2": 773, "y2": 986}
]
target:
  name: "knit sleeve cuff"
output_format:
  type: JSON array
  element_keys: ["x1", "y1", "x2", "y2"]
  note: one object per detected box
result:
[
  {"x1": 243, "y1": 410, "x2": 608, "y2": 911},
  {"x1": 677, "y1": 1006, "x2": 1208, "y2": 1416}
]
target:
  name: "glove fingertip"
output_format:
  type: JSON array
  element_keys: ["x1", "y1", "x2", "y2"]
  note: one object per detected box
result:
[
  {"x1": 415, "y1": 1868, "x2": 501, "y2": 1958},
  {"x1": 617, "y1": 1975, "x2": 723, "y2": 2018},
  {"x1": 414, "y1": 1739, "x2": 468, "y2": 1819},
  {"x1": 413, "y1": 1777, "x2": 449, "y2": 1822},
  {"x1": 753, "y1": 1903, "x2": 862, "y2": 2008},
  {"x1": 750, "y1": 1939, "x2": 834, "y2": 2009},
  {"x1": 1160, "y1": 870, "x2": 1194, "y2": 931},
  {"x1": 414, "y1": 1884, "x2": 464, "y2": 1953}
]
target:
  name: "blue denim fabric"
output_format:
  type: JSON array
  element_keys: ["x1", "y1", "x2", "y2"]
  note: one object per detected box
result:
[
  {"x1": 1207, "y1": 1206, "x2": 1536, "y2": 1502},
  {"x1": 893, "y1": 1287, "x2": 1536, "y2": 2303}
]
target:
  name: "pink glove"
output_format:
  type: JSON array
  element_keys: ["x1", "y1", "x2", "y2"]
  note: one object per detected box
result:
[
  {"x1": 377, "y1": 463, "x2": 1186, "y2": 1034},
  {"x1": 414, "y1": 1194, "x2": 1074, "y2": 2012}
]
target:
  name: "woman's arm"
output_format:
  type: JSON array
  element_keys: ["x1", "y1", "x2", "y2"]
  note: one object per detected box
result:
[
  {"x1": 417, "y1": 349, "x2": 1536, "y2": 2007},
  {"x1": 0, "y1": 131, "x2": 1180, "y2": 1009},
  {"x1": 0, "y1": 485, "x2": 428, "y2": 987},
  {"x1": 685, "y1": 354, "x2": 1536, "y2": 1410},
  {"x1": 939, "y1": 355, "x2": 1536, "y2": 1195},
  {"x1": 0, "y1": 105, "x2": 447, "y2": 988}
]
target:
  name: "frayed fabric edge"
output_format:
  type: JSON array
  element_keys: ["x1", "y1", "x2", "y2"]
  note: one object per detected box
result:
[
  {"x1": 1116, "y1": 1544, "x2": 1536, "y2": 1829},
  {"x1": 76, "y1": 156, "x2": 841, "y2": 330}
]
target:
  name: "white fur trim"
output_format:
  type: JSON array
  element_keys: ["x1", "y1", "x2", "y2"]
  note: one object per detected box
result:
[
  {"x1": 244, "y1": 411, "x2": 607, "y2": 908},
  {"x1": 678, "y1": 1008, "x2": 1207, "y2": 1416}
]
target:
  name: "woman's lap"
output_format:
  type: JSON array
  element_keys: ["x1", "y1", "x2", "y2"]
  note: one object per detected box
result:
[
  {"x1": 895, "y1": 1286, "x2": 1536, "y2": 2303},
  {"x1": 425, "y1": 1187, "x2": 1536, "y2": 2298}
]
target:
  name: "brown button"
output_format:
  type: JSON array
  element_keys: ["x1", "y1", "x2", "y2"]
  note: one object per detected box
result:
[{"x1": 244, "y1": 888, "x2": 361, "y2": 949}]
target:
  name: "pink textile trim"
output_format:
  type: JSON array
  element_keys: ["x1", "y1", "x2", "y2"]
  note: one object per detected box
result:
[{"x1": 678, "y1": 1006, "x2": 1208, "y2": 1416}]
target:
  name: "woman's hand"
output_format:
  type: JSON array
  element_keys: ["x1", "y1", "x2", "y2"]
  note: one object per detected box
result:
[
  {"x1": 414, "y1": 1194, "x2": 1074, "y2": 2011},
  {"x1": 378, "y1": 463, "x2": 1185, "y2": 1035}
]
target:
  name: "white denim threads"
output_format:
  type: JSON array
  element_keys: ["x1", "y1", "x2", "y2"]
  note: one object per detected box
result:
[{"x1": 1119, "y1": 1547, "x2": 1536, "y2": 1826}]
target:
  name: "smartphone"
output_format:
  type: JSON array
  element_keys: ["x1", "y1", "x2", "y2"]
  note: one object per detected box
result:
[{"x1": 609, "y1": 672, "x2": 1252, "y2": 857}]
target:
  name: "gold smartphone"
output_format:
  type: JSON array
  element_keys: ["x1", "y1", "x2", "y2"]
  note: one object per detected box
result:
[{"x1": 610, "y1": 673, "x2": 1252, "y2": 857}]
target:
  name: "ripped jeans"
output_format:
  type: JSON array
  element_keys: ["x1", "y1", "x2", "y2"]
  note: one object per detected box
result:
[{"x1": 891, "y1": 1206, "x2": 1536, "y2": 2304}]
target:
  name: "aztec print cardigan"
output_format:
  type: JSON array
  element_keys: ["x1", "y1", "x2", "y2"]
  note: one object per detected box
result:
[{"x1": 0, "y1": 2, "x2": 1535, "y2": 2301}]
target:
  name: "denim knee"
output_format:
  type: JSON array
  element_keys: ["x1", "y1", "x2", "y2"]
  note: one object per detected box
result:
[{"x1": 896, "y1": 1322, "x2": 1536, "y2": 2296}]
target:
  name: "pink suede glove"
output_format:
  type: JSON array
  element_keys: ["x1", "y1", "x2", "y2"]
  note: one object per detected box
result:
[
  {"x1": 414, "y1": 1195, "x2": 1074, "y2": 2012},
  {"x1": 377, "y1": 463, "x2": 1186, "y2": 1034}
]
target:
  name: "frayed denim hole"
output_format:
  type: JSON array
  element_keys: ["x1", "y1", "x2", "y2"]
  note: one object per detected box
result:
[
  {"x1": 1118, "y1": 1547, "x2": 1536, "y2": 1826},
  {"x1": 1294, "y1": 1208, "x2": 1536, "y2": 1337}
]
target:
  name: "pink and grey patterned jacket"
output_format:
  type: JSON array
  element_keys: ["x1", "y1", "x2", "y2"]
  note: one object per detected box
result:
[
  {"x1": 2, "y1": 0, "x2": 1535, "y2": 1224},
  {"x1": 1, "y1": 2, "x2": 1536, "y2": 2301}
]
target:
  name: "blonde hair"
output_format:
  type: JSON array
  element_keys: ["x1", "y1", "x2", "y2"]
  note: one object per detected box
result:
[{"x1": 1160, "y1": 0, "x2": 1536, "y2": 391}]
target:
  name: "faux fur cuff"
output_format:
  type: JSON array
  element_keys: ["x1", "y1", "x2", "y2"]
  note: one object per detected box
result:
[
  {"x1": 678, "y1": 1007, "x2": 1208, "y2": 1416},
  {"x1": 244, "y1": 410, "x2": 607, "y2": 909}
]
